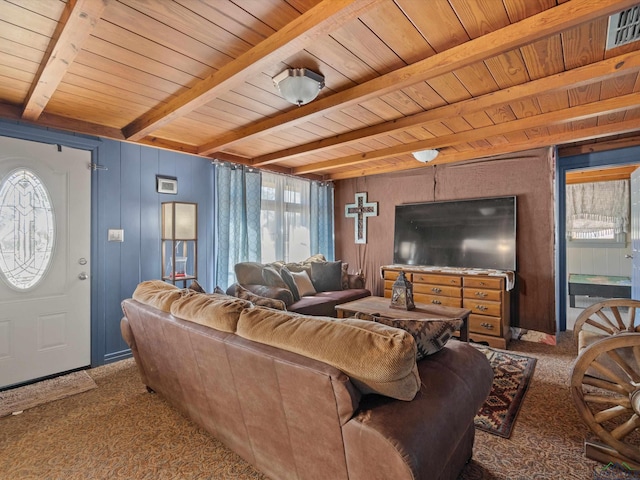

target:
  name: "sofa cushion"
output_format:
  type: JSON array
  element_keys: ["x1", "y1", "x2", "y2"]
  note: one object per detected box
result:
[
  {"x1": 314, "y1": 288, "x2": 371, "y2": 304},
  {"x1": 236, "y1": 308, "x2": 420, "y2": 401},
  {"x1": 373, "y1": 317, "x2": 463, "y2": 360},
  {"x1": 235, "y1": 262, "x2": 265, "y2": 285},
  {"x1": 132, "y1": 280, "x2": 185, "y2": 312},
  {"x1": 288, "y1": 296, "x2": 339, "y2": 317},
  {"x1": 292, "y1": 269, "x2": 316, "y2": 296},
  {"x1": 234, "y1": 284, "x2": 287, "y2": 310},
  {"x1": 170, "y1": 292, "x2": 252, "y2": 333},
  {"x1": 311, "y1": 261, "x2": 343, "y2": 292}
]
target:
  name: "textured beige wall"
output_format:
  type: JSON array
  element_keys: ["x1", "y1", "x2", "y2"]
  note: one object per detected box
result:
[{"x1": 334, "y1": 147, "x2": 556, "y2": 334}]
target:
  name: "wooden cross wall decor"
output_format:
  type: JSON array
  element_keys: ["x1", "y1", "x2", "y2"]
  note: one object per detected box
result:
[{"x1": 345, "y1": 192, "x2": 378, "y2": 244}]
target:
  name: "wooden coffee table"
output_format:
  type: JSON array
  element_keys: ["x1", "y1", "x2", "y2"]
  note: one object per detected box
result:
[{"x1": 335, "y1": 296, "x2": 470, "y2": 342}]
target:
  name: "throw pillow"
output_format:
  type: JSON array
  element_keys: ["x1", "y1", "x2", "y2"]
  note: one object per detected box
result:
[
  {"x1": 234, "y1": 284, "x2": 286, "y2": 310},
  {"x1": 262, "y1": 265, "x2": 289, "y2": 289},
  {"x1": 279, "y1": 267, "x2": 300, "y2": 301},
  {"x1": 234, "y1": 262, "x2": 265, "y2": 285},
  {"x1": 372, "y1": 317, "x2": 463, "y2": 360},
  {"x1": 236, "y1": 308, "x2": 420, "y2": 401},
  {"x1": 311, "y1": 261, "x2": 343, "y2": 292},
  {"x1": 291, "y1": 270, "x2": 316, "y2": 297},
  {"x1": 341, "y1": 262, "x2": 349, "y2": 290},
  {"x1": 188, "y1": 279, "x2": 206, "y2": 293}
]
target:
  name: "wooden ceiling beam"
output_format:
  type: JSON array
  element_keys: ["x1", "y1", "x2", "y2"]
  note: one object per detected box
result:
[
  {"x1": 253, "y1": 50, "x2": 640, "y2": 167},
  {"x1": 327, "y1": 117, "x2": 640, "y2": 180},
  {"x1": 199, "y1": 0, "x2": 638, "y2": 155},
  {"x1": 293, "y1": 91, "x2": 640, "y2": 174},
  {"x1": 122, "y1": 0, "x2": 382, "y2": 142},
  {"x1": 559, "y1": 135, "x2": 640, "y2": 157},
  {"x1": 22, "y1": 0, "x2": 108, "y2": 122}
]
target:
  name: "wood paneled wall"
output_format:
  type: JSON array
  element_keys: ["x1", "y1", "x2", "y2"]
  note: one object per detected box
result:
[
  {"x1": 95, "y1": 140, "x2": 213, "y2": 363},
  {"x1": 334, "y1": 148, "x2": 556, "y2": 335}
]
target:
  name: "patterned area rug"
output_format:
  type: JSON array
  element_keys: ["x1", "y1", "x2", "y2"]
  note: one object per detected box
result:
[
  {"x1": 0, "y1": 370, "x2": 97, "y2": 417},
  {"x1": 473, "y1": 346, "x2": 537, "y2": 438}
]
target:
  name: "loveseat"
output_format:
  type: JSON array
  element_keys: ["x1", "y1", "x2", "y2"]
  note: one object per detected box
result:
[
  {"x1": 121, "y1": 280, "x2": 494, "y2": 480},
  {"x1": 227, "y1": 255, "x2": 371, "y2": 317}
]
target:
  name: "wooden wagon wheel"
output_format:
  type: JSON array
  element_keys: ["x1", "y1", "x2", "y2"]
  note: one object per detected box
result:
[
  {"x1": 573, "y1": 299, "x2": 640, "y2": 346},
  {"x1": 571, "y1": 333, "x2": 640, "y2": 464}
]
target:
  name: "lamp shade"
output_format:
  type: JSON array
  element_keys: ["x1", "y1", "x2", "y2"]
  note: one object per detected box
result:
[
  {"x1": 412, "y1": 149, "x2": 439, "y2": 163},
  {"x1": 273, "y1": 68, "x2": 325, "y2": 106},
  {"x1": 162, "y1": 202, "x2": 197, "y2": 240}
]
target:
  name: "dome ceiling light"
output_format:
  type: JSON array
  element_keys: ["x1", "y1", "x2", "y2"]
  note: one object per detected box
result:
[
  {"x1": 412, "y1": 149, "x2": 439, "y2": 163},
  {"x1": 272, "y1": 68, "x2": 325, "y2": 106}
]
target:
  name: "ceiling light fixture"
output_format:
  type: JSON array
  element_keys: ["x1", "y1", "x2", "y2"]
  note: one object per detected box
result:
[
  {"x1": 272, "y1": 68, "x2": 325, "y2": 106},
  {"x1": 412, "y1": 149, "x2": 439, "y2": 163}
]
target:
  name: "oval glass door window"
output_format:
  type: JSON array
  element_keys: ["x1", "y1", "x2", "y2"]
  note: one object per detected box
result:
[{"x1": 0, "y1": 169, "x2": 55, "y2": 290}]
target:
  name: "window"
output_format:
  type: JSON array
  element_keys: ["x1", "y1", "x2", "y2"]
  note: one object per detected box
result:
[
  {"x1": 566, "y1": 179, "x2": 629, "y2": 245},
  {"x1": 260, "y1": 172, "x2": 310, "y2": 263},
  {"x1": 0, "y1": 169, "x2": 55, "y2": 289}
]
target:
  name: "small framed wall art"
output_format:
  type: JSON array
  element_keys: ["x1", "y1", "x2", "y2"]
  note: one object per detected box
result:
[{"x1": 156, "y1": 175, "x2": 178, "y2": 194}]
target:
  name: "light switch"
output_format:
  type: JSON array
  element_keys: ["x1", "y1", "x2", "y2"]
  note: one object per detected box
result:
[{"x1": 108, "y1": 229, "x2": 124, "y2": 242}]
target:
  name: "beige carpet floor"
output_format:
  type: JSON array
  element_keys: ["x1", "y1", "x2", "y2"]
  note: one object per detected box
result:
[{"x1": 0, "y1": 331, "x2": 636, "y2": 479}]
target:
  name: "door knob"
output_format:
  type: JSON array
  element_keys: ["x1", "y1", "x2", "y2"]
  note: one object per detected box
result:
[
  {"x1": 78, "y1": 272, "x2": 88, "y2": 280},
  {"x1": 626, "y1": 254, "x2": 634, "y2": 259}
]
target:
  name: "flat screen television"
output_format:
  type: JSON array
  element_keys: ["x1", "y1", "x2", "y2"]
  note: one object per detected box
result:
[{"x1": 393, "y1": 196, "x2": 516, "y2": 271}]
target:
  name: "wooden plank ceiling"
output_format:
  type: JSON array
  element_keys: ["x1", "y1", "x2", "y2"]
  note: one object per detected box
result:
[{"x1": 1, "y1": 0, "x2": 640, "y2": 180}]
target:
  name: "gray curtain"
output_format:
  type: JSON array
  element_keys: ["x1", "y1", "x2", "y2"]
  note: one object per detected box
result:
[{"x1": 214, "y1": 163, "x2": 261, "y2": 288}]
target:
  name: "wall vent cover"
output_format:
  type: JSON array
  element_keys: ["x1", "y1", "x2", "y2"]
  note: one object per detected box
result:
[{"x1": 607, "y1": 6, "x2": 640, "y2": 50}]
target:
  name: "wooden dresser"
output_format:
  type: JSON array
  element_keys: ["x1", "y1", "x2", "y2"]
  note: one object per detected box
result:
[{"x1": 381, "y1": 265, "x2": 512, "y2": 349}]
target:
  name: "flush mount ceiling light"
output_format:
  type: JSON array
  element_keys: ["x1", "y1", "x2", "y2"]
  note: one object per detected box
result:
[
  {"x1": 272, "y1": 68, "x2": 325, "y2": 106},
  {"x1": 412, "y1": 149, "x2": 439, "y2": 163}
]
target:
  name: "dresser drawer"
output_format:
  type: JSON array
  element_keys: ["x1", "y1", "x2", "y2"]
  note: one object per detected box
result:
[
  {"x1": 414, "y1": 283, "x2": 461, "y2": 298},
  {"x1": 415, "y1": 293, "x2": 462, "y2": 308},
  {"x1": 463, "y1": 276, "x2": 503, "y2": 290},
  {"x1": 463, "y1": 288, "x2": 501, "y2": 302},
  {"x1": 469, "y1": 314, "x2": 501, "y2": 337},
  {"x1": 413, "y1": 273, "x2": 461, "y2": 286},
  {"x1": 463, "y1": 299, "x2": 502, "y2": 317},
  {"x1": 384, "y1": 270, "x2": 412, "y2": 281}
]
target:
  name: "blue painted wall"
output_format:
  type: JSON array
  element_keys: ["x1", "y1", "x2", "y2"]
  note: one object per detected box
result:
[{"x1": 0, "y1": 120, "x2": 214, "y2": 366}]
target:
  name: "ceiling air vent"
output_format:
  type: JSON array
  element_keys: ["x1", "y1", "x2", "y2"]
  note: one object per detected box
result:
[{"x1": 607, "y1": 6, "x2": 640, "y2": 50}]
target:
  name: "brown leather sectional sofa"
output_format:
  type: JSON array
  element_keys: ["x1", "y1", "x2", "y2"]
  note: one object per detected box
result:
[{"x1": 121, "y1": 281, "x2": 493, "y2": 480}]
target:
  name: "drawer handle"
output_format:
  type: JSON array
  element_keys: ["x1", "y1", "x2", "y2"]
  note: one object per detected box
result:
[
  {"x1": 479, "y1": 281, "x2": 486, "y2": 286},
  {"x1": 480, "y1": 322, "x2": 494, "y2": 330},
  {"x1": 450, "y1": 279, "x2": 456, "y2": 284},
  {"x1": 475, "y1": 305, "x2": 488, "y2": 312},
  {"x1": 431, "y1": 287, "x2": 442, "y2": 293},
  {"x1": 474, "y1": 291, "x2": 487, "y2": 298},
  {"x1": 432, "y1": 300, "x2": 442, "y2": 305}
]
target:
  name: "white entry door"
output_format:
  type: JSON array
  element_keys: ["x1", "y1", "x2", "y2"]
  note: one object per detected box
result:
[{"x1": 0, "y1": 136, "x2": 91, "y2": 389}]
